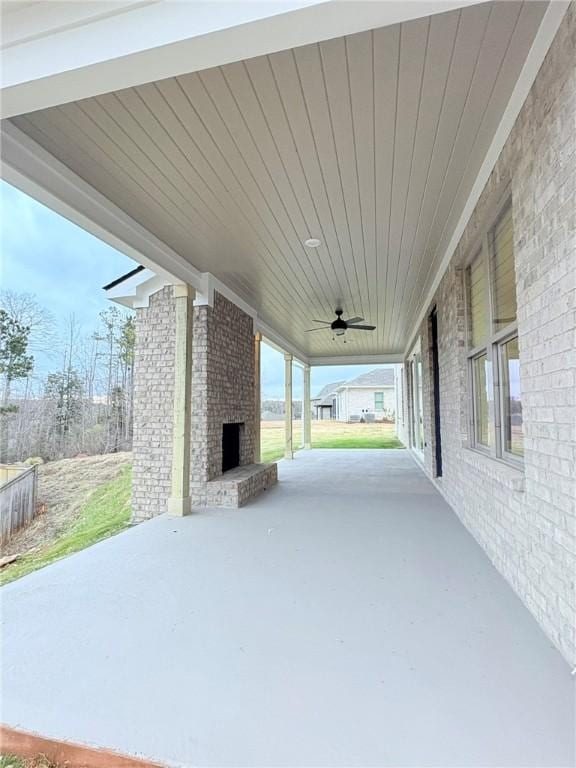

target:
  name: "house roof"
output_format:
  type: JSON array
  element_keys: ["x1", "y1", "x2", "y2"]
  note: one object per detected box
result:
[
  {"x1": 313, "y1": 368, "x2": 395, "y2": 402},
  {"x1": 337, "y1": 368, "x2": 395, "y2": 389},
  {"x1": 312, "y1": 381, "x2": 345, "y2": 406}
]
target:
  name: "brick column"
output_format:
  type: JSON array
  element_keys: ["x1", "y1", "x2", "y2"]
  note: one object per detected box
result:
[
  {"x1": 167, "y1": 283, "x2": 193, "y2": 516},
  {"x1": 254, "y1": 332, "x2": 262, "y2": 463},
  {"x1": 284, "y1": 352, "x2": 293, "y2": 459},
  {"x1": 303, "y1": 364, "x2": 311, "y2": 449}
]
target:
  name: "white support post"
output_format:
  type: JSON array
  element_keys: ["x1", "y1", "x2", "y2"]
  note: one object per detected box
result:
[
  {"x1": 284, "y1": 352, "x2": 293, "y2": 460},
  {"x1": 254, "y1": 331, "x2": 262, "y2": 463},
  {"x1": 303, "y1": 364, "x2": 311, "y2": 449},
  {"x1": 168, "y1": 283, "x2": 192, "y2": 516}
]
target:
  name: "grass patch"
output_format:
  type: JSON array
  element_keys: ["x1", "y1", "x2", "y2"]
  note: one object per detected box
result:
[
  {"x1": 261, "y1": 420, "x2": 403, "y2": 462},
  {"x1": 0, "y1": 757, "x2": 58, "y2": 768},
  {"x1": 261, "y1": 443, "x2": 285, "y2": 464},
  {"x1": 312, "y1": 421, "x2": 403, "y2": 449},
  {"x1": 261, "y1": 423, "x2": 287, "y2": 463},
  {"x1": 0, "y1": 466, "x2": 132, "y2": 586}
]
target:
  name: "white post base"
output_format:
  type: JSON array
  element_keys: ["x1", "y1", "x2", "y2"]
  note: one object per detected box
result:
[{"x1": 167, "y1": 496, "x2": 192, "y2": 517}]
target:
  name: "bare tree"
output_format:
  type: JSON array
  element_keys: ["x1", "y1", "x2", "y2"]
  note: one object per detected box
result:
[
  {"x1": 1, "y1": 295, "x2": 135, "y2": 462},
  {"x1": 94, "y1": 307, "x2": 134, "y2": 452},
  {"x1": 0, "y1": 290, "x2": 57, "y2": 355}
]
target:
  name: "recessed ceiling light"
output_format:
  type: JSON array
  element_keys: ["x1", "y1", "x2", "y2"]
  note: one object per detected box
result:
[{"x1": 304, "y1": 238, "x2": 321, "y2": 248}]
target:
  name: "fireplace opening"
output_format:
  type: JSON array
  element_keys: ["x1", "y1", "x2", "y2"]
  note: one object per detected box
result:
[{"x1": 222, "y1": 423, "x2": 242, "y2": 473}]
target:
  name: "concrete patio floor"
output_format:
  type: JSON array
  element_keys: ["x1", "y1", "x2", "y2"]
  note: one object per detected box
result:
[{"x1": 1, "y1": 449, "x2": 574, "y2": 767}]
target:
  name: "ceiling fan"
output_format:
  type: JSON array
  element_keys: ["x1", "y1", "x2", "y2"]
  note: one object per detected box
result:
[{"x1": 305, "y1": 309, "x2": 376, "y2": 337}]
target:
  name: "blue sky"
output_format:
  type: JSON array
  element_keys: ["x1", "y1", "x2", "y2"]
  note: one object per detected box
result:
[{"x1": 1, "y1": 181, "x2": 389, "y2": 398}]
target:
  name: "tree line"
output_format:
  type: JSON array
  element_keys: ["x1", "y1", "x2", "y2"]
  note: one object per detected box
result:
[{"x1": 0, "y1": 290, "x2": 134, "y2": 463}]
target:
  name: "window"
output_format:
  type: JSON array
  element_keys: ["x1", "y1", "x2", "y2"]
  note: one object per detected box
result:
[
  {"x1": 471, "y1": 353, "x2": 493, "y2": 448},
  {"x1": 408, "y1": 340, "x2": 424, "y2": 457},
  {"x1": 465, "y1": 199, "x2": 523, "y2": 465},
  {"x1": 500, "y1": 336, "x2": 523, "y2": 457},
  {"x1": 374, "y1": 392, "x2": 384, "y2": 411}
]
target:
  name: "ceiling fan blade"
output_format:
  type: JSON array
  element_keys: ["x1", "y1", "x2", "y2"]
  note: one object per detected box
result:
[
  {"x1": 346, "y1": 324, "x2": 376, "y2": 331},
  {"x1": 344, "y1": 316, "x2": 364, "y2": 325},
  {"x1": 311, "y1": 319, "x2": 331, "y2": 324},
  {"x1": 305, "y1": 327, "x2": 328, "y2": 332}
]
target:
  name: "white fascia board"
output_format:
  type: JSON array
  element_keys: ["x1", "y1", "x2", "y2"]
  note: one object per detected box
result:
[
  {"x1": 2, "y1": 1, "x2": 155, "y2": 49},
  {"x1": 309, "y1": 354, "x2": 403, "y2": 366},
  {"x1": 403, "y1": 0, "x2": 570, "y2": 359},
  {"x1": 106, "y1": 270, "x2": 180, "y2": 309},
  {"x1": 2, "y1": 0, "x2": 486, "y2": 118},
  {"x1": 106, "y1": 267, "x2": 157, "y2": 307}
]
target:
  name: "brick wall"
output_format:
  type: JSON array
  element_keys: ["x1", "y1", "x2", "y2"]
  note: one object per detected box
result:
[
  {"x1": 132, "y1": 287, "x2": 257, "y2": 518},
  {"x1": 190, "y1": 290, "x2": 256, "y2": 489},
  {"x1": 406, "y1": 6, "x2": 576, "y2": 664},
  {"x1": 132, "y1": 286, "x2": 176, "y2": 522}
]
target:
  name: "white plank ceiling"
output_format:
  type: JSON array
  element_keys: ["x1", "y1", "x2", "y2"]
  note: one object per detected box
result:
[{"x1": 11, "y1": 1, "x2": 547, "y2": 356}]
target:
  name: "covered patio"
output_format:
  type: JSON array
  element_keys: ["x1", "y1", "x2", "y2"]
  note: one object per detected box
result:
[
  {"x1": 2, "y1": 450, "x2": 573, "y2": 767},
  {"x1": 2, "y1": 1, "x2": 575, "y2": 764}
]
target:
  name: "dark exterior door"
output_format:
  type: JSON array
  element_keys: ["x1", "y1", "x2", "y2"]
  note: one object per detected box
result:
[{"x1": 430, "y1": 308, "x2": 443, "y2": 477}]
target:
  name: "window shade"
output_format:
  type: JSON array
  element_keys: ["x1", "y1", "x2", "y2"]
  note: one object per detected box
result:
[
  {"x1": 491, "y1": 204, "x2": 517, "y2": 330},
  {"x1": 468, "y1": 254, "x2": 487, "y2": 348}
]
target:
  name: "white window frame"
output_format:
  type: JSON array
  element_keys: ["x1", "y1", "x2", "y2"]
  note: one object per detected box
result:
[{"x1": 464, "y1": 196, "x2": 523, "y2": 468}]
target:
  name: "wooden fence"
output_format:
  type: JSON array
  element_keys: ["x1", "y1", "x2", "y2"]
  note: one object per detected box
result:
[{"x1": 0, "y1": 464, "x2": 38, "y2": 546}]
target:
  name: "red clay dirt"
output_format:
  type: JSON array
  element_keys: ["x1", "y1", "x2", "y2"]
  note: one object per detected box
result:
[{"x1": 0, "y1": 725, "x2": 165, "y2": 768}]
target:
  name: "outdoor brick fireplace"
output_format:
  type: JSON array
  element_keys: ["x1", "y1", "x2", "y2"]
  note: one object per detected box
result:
[
  {"x1": 131, "y1": 287, "x2": 277, "y2": 520},
  {"x1": 189, "y1": 291, "x2": 276, "y2": 507}
]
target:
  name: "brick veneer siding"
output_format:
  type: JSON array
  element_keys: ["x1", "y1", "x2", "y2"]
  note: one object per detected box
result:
[
  {"x1": 132, "y1": 286, "x2": 176, "y2": 522},
  {"x1": 405, "y1": 7, "x2": 576, "y2": 665}
]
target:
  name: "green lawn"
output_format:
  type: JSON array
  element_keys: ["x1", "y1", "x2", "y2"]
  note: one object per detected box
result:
[
  {"x1": 261, "y1": 425, "x2": 285, "y2": 463},
  {"x1": 261, "y1": 420, "x2": 403, "y2": 462},
  {"x1": 0, "y1": 466, "x2": 132, "y2": 586}
]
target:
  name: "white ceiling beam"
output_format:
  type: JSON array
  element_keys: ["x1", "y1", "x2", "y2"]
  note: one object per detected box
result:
[
  {"x1": 403, "y1": 0, "x2": 570, "y2": 358},
  {"x1": 1, "y1": 0, "x2": 485, "y2": 118},
  {"x1": 309, "y1": 354, "x2": 403, "y2": 366}
]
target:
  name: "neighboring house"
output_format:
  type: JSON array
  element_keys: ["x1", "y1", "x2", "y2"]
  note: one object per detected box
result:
[
  {"x1": 312, "y1": 369, "x2": 397, "y2": 422},
  {"x1": 311, "y1": 381, "x2": 344, "y2": 420},
  {"x1": 335, "y1": 368, "x2": 396, "y2": 422}
]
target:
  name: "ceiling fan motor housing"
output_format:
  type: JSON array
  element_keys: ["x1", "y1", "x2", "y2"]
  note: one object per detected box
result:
[{"x1": 331, "y1": 309, "x2": 347, "y2": 332}]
